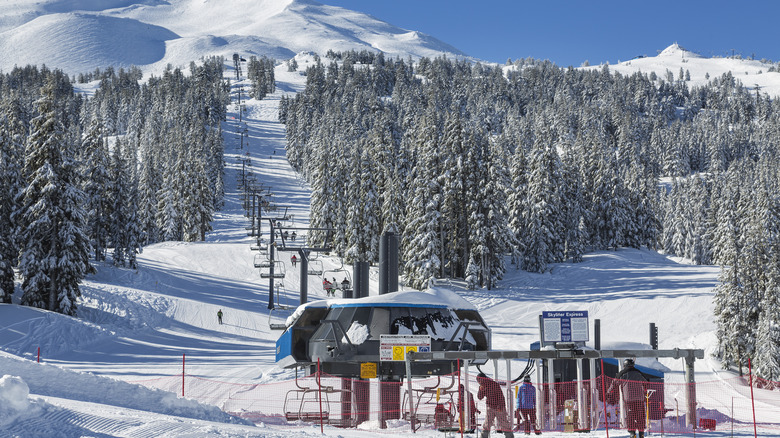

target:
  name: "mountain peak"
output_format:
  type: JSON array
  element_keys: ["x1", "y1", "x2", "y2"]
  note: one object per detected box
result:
[
  {"x1": 0, "y1": 0, "x2": 466, "y2": 75},
  {"x1": 659, "y1": 43, "x2": 701, "y2": 58}
]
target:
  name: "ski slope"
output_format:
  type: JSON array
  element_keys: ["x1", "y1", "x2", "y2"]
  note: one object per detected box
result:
[{"x1": 1, "y1": 54, "x2": 779, "y2": 437}]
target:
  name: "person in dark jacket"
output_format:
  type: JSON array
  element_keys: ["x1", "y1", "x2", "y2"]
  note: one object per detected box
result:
[
  {"x1": 608, "y1": 359, "x2": 648, "y2": 438},
  {"x1": 458, "y1": 383, "x2": 478, "y2": 432},
  {"x1": 516, "y1": 375, "x2": 541, "y2": 435},
  {"x1": 477, "y1": 372, "x2": 513, "y2": 438}
]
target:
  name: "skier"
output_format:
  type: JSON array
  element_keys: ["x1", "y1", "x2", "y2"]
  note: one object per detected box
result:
[
  {"x1": 323, "y1": 279, "x2": 333, "y2": 297},
  {"x1": 477, "y1": 372, "x2": 514, "y2": 438},
  {"x1": 608, "y1": 359, "x2": 648, "y2": 438},
  {"x1": 291, "y1": 255, "x2": 297, "y2": 267},
  {"x1": 516, "y1": 375, "x2": 541, "y2": 435},
  {"x1": 217, "y1": 309, "x2": 223, "y2": 324}
]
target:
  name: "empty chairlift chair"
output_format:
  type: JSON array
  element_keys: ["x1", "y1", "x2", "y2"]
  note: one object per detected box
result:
[
  {"x1": 260, "y1": 260, "x2": 286, "y2": 278},
  {"x1": 253, "y1": 253, "x2": 272, "y2": 268}
]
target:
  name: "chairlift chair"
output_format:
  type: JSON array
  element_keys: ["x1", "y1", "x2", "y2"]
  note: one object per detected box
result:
[
  {"x1": 253, "y1": 253, "x2": 272, "y2": 268},
  {"x1": 260, "y1": 260, "x2": 286, "y2": 278},
  {"x1": 307, "y1": 259, "x2": 324, "y2": 276},
  {"x1": 401, "y1": 375, "x2": 457, "y2": 428},
  {"x1": 269, "y1": 282, "x2": 294, "y2": 330},
  {"x1": 283, "y1": 370, "x2": 356, "y2": 427}
]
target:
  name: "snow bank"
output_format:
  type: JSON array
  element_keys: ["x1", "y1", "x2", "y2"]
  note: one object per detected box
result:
[
  {"x1": 0, "y1": 375, "x2": 32, "y2": 426},
  {"x1": 0, "y1": 352, "x2": 250, "y2": 426}
]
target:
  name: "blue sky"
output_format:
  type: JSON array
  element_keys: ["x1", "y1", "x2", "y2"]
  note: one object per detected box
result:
[{"x1": 319, "y1": 0, "x2": 780, "y2": 67}]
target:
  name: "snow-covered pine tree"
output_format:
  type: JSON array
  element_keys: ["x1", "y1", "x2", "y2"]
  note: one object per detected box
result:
[
  {"x1": 17, "y1": 75, "x2": 94, "y2": 315},
  {"x1": 753, "y1": 166, "x2": 780, "y2": 379},
  {"x1": 521, "y1": 126, "x2": 564, "y2": 273},
  {"x1": 0, "y1": 97, "x2": 27, "y2": 302},
  {"x1": 439, "y1": 111, "x2": 467, "y2": 278},
  {"x1": 80, "y1": 115, "x2": 112, "y2": 262},
  {"x1": 345, "y1": 144, "x2": 380, "y2": 263},
  {"x1": 402, "y1": 111, "x2": 442, "y2": 290},
  {"x1": 137, "y1": 103, "x2": 163, "y2": 245},
  {"x1": 506, "y1": 131, "x2": 529, "y2": 268}
]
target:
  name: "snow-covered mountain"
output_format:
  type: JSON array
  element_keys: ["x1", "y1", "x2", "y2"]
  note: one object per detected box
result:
[
  {"x1": 580, "y1": 43, "x2": 780, "y2": 97},
  {"x1": 0, "y1": 0, "x2": 467, "y2": 75}
]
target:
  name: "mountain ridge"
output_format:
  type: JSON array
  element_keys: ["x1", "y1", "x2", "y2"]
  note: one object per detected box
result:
[{"x1": 0, "y1": 0, "x2": 467, "y2": 75}]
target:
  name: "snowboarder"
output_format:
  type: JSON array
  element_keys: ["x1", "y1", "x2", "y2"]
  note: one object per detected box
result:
[
  {"x1": 291, "y1": 231, "x2": 297, "y2": 241},
  {"x1": 608, "y1": 359, "x2": 648, "y2": 438},
  {"x1": 217, "y1": 309, "x2": 223, "y2": 324},
  {"x1": 341, "y1": 278, "x2": 350, "y2": 291},
  {"x1": 291, "y1": 255, "x2": 297, "y2": 267},
  {"x1": 477, "y1": 372, "x2": 514, "y2": 438},
  {"x1": 516, "y1": 375, "x2": 541, "y2": 435}
]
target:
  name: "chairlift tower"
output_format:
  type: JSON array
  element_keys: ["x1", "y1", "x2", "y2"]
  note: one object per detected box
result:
[{"x1": 268, "y1": 217, "x2": 335, "y2": 309}]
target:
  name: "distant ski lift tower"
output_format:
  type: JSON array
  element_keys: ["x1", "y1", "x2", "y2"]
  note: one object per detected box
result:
[{"x1": 233, "y1": 53, "x2": 242, "y2": 79}]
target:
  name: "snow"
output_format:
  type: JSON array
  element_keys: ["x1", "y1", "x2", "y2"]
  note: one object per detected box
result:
[
  {"x1": 2, "y1": 3, "x2": 780, "y2": 436},
  {"x1": 1, "y1": 59, "x2": 778, "y2": 437},
  {"x1": 344, "y1": 321, "x2": 369, "y2": 345},
  {"x1": 0, "y1": 375, "x2": 32, "y2": 427},
  {"x1": 580, "y1": 42, "x2": 780, "y2": 97},
  {"x1": 0, "y1": 0, "x2": 466, "y2": 76}
]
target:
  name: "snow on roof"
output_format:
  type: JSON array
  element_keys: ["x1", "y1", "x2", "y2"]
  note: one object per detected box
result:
[{"x1": 284, "y1": 286, "x2": 477, "y2": 327}]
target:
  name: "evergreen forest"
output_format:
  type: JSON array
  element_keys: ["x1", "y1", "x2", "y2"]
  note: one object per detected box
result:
[
  {"x1": 281, "y1": 52, "x2": 780, "y2": 379},
  {"x1": 0, "y1": 58, "x2": 230, "y2": 316}
]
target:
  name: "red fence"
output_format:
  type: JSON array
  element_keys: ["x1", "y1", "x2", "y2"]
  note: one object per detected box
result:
[{"x1": 128, "y1": 368, "x2": 780, "y2": 434}]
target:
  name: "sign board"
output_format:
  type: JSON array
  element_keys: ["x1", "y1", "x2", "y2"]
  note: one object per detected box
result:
[
  {"x1": 379, "y1": 334, "x2": 431, "y2": 361},
  {"x1": 360, "y1": 362, "x2": 377, "y2": 379},
  {"x1": 542, "y1": 311, "x2": 589, "y2": 343}
]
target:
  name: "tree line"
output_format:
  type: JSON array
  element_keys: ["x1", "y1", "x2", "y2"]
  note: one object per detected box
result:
[
  {"x1": 0, "y1": 58, "x2": 229, "y2": 315},
  {"x1": 280, "y1": 52, "x2": 780, "y2": 379}
]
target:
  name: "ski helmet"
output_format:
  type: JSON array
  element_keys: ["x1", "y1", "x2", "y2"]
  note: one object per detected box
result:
[{"x1": 623, "y1": 358, "x2": 635, "y2": 367}]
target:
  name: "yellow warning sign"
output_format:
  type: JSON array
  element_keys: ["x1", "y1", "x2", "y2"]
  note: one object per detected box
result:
[
  {"x1": 380, "y1": 335, "x2": 431, "y2": 361},
  {"x1": 361, "y1": 362, "x2": 377, "y2": 379}
]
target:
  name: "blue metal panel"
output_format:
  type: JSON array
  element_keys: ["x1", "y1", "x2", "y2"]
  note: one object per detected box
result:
[{"x1": 275, "y1": 328, "x2": 293, "y2": 363}]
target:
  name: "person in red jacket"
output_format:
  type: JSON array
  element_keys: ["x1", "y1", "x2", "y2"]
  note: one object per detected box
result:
[
  {"x1": 477, "y1": 372, "x2": 514, "y2": 438},
  {"x1": 608, "y1": 359, "x2": 649, "y2": 438}
]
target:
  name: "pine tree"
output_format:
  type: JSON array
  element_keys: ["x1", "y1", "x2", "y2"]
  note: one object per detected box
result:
[
  {"x1": 80, "y1": 116, "x2": 112, "y2": 262},
  {"x1": 402, "y1": 112, "x2": 442, "y2": 289},
  {"x1": 17, "y1": 76, "x2": 94, "y2": 315},
  {"x1": 754, "y1": 189, "x2": 780, "y2": 379},
  {"x1": 521, "y1": 127, "x2": 564, "y2": 273},
  {"x1": 0, "y1": 98, "x2": 26, "y2": 303}
]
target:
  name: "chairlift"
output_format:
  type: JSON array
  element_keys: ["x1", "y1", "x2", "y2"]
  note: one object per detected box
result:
[
  {"x1": 283, "y1": 369, "x2": 356, "y2": 427},
  {"x1": 253, "y1": 253, "x2": 272, "y2": 268},
  {"x1": 250, "y1": 241, "x2": 267, "y2": 251},
  {"x1": 307, "y1": 259, "x2": 323, "y2": 276},
  {"x1": 401, "y1": 375, "x2": 457, "y2": 429},
  {"x1": 269, "y1": 282, "x2": 295, "y2": 330},
  {"x1": 260, "y1": 260, "x2": 286, "y2": 278},
  {"x1": 323, "y1": 258, "x2": 351, "y2": 288}
]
